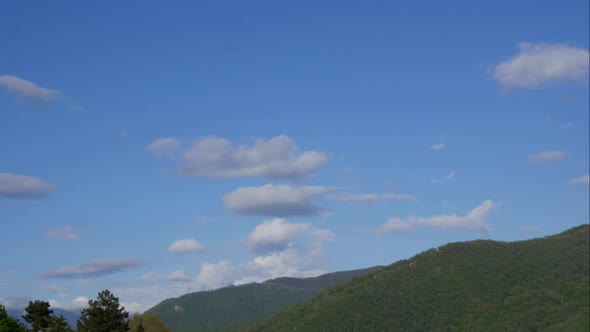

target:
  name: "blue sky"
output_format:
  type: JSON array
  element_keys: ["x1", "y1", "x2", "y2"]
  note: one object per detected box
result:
[{"x1": 1, "y1": 0, "x2": 588, "y2": 313}]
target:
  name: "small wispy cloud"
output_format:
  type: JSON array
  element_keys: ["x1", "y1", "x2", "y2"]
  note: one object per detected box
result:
[
  {"x1": 38, "y1": 258, "x2": 144, "y2": 279},
  {"x1": 568, "y1": 175, "x2": 589, "y2": 186},
  {"x1": 166, "y1": 270, "x2": 192, "y2": 282},
  {"x1": 493, "y1": 43, "x2": 589, "y2": 90},
  {"x1": 326, "y1": 192, "x2": 415, "y2": 203},
  {"x1": 380, "y1": 200, "x2": 496, "y2": 234},
  {"x1": 0, "y1": 75, "x2": 61, "y2": 104},
  {"x1": 0, "y1": 172, "x2": 56, "y2": 199},
  {"x1": 528, "y1": 150, "x2": 564, "y2": 163},
  {"x1": 167, "y1": 238, "x2": 206, "y2": 255},
  {"x1": 431, "y1": 143, "x2": 446, "y2": 150},
  {"x1": 431, "y1": 171, "x2": 455, "y2": 184},
  {"x1": 46, "y1": 225, "x2": 78, "y2": 240},
  {"x1": 146, "y1": 137, "x2": 181, "y2": 158}
]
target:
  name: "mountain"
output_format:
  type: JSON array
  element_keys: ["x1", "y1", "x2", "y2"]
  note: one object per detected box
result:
[
  {"x1": 7, "y1": 308, "x2": 79, "y2": 330},
  {"x1": 146, "y1": 266, "x2": 383, "y2": 332},
  {"x1": 252, "y1": 225, "x2": 590, "y2": 331}
]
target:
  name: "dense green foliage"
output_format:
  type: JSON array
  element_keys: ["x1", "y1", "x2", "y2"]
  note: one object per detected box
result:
[
  {"x1": 146, "y1": 267, "x2": 382, "y2": 331},
  {"x1": 23, "y1": 300, "x2": 53, "y2": 331},
  {"x1": 47, "y1": 315, "x2": 74, "y2": 332},
  {"x1": 253, "y1": 225, "x2": 590, "y2": 331},
  {"x1": 0, "y1": 305, "x2": 27, "y2": 332},
  {"x1": 77, "y1": 289, "x2": 129, "y2": 332},
  {"x1": 129, "y1": 313, "x2": 172, "y2": 332}
]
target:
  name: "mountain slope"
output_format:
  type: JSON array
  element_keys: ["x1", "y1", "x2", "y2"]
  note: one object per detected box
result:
[
  {"x1": 253, "y1": 225, "x2": 590, "y2": 331},
  {"x1": 146, "y1": 266, "x2": 382, "y2": 331}
]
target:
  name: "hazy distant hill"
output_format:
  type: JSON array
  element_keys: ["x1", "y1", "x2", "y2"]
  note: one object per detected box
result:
[
  {"x1": 146, "y1": 266, "x2": 382, "y2": 332},
  {"x1": 253, "y1": 225, "x2": 590, "y2": 331}
]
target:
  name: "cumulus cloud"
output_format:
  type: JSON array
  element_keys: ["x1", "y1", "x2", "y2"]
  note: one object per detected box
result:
[
  {"x1": 109, "y1": 221, "x2": 335, "y2": 311},
  {"x1": 166, "y1": 270, "x2": 192, "y2": 282},
  {"x1": 493, "y1": 43, "x2": 589, "y2": 90},
  {"x1": 431, "y1": 171, "x2": 455, "y2": 184},
  {"x1": 431, "y1": 143, "x2": 445, "y2": 150},
  {"x1": 223, "y1": 184, "x2": 330, "y2": 217},
  {"x1": 568, "y1": 175, "x2": 589, "y2": 185},
  {"x1": 38, "y1": 258, "x2": 144, "y2": 279},
  {"x1": 148, "y1": 135, "x2": 328, "y2": 179},
  {"x1": 45, "y1": 225, "x2": 78, "y2": 240},
  {"x1": 325, "y1": 192, "x2": 415, "y2": 203},
  {"x1": 167, "y1": 238, "x2": 205, "y2": 255},
  {"x1": 246, "y1": 218, "x2": 311, "y2": 253},
  {"x1": 0, "y1": 75, "x2": 61, "y2": 104},
  {"x1": 49, "y1": 296, "x2": 89, "y2": 311},
  {"x1": 0, "y1": 172, "x2": 55, "y2": 199},
  {"x1": 528, "y1": 150, "x2": 564, "y2": 163},
  {"x1": 380, "y1": 200, "x2": 496, "y2": 234},
  {"x1": 195, "y1": 225, "x2": 335, "y2": 290},
  {"x1": 146, "y1": 137, "x2": 181, "y2": 158}
]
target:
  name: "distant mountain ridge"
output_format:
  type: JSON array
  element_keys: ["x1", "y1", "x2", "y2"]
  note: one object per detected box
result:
[
  {"x1": 252, "y1": 224, "x2": 590, "y2": 331},
  {"x1": 146, "y1": 266, "x2": 383, "y2": 332}
]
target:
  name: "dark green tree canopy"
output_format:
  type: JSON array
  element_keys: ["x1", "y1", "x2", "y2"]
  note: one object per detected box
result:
[
  {"x1": 22, "y1": 300, "x2": 53, "y2": 332},
  {"x1": 48, "y1": 315, "x2": 74, "y2": 332},
  {"x1": 77, "y1": 289, "x2": 129, "y2": 332},
  {"x1": 0, "y1": 304, "x2": 27, "y2": 332}
]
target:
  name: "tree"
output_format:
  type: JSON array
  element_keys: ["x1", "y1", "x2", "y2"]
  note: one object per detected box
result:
[
  {"x1": 22, "y1": 300, "x2": 53, "y2": 332},
  {"x1": 0, "y1": 305, "x2": 27, "y2": 332},
  {"x1": 129, "y1": 313, "x2": 172, "y2": 332},
  {"x1": 77, "y1": 289, "x2": 129, "y2": 332},
  {"x1": 47, "y1": 315, "x2": 74, "y2": 332}
]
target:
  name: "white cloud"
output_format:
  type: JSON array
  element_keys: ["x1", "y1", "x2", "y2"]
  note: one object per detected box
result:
[
  {"x1": 155, "y1": 135, "x2": 328, "y2": 179},
  {"x1": 0, "y1": 172, "x2": 55, "y2": 199},
  {"x1": 110, "y1": 222, "x2": 335, "y2": 312},
  {"x1": 46, "y1": 225, "x2": 78, "y2": 240},
  {"x1": 49, "y1": 296, "x2": 89, "y2": 311},
  {"x1": 223, "y1": 183, "x2": 330, "y2": 217},
  {"x1": 493, "y1": 43, "x2": 589, "y2": 89},
  {"x1": 431, "y1": 171, "x2": 455, "y2": 184},
  {"x1": 195, "y1": 225, "x2": 335, "y2": 290},
  {"x1": 568, "y1": 175, "x2": 589, "y2": 185},
  {"x1": 38, "y1": 258, "x2": 144, "y2": 279},
  {"x1": 380, "y1": 200, "x2": 496, "y2": 234},
  {"x1": 167, "y1": 238, "x2": 205, "y2": 255},
  {"x1": 246, "y1": 218, "x2": 311, "y2": 253},
  {"x1": 528, "y1": 150, "x2": 564, "y2": 163},
  {"x1": 146, "y1": 137, "x2": 181, "y2": 158},
  {"x1": 325, "y1": 192, "x2": 415, "y2": 203},
  {"x1": 0, "y1": 75, "x2": 61, "y2": 104},
  {"x1": 431, "y1": 143, "x2": 446, "y2": 150},
  {"x1": 166, "y1": 270, "x2": 192, "y2": 282}
]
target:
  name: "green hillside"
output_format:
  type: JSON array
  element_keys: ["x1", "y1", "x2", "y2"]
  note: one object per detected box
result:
[
  {"x1": 145, "y1": 266, "x2": 382, "y2": 331},
  {"x1": 253, "y1": 225, "x2": 590, "y2": 331}
]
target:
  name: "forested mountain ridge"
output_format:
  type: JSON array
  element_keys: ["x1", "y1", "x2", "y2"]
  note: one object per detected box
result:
[
  {"x1": 146, "y1": 266, "x2": 383, "y2": 331},
  {"x1": 252, "y1": 225, "x2": 590, "y2": 331}
]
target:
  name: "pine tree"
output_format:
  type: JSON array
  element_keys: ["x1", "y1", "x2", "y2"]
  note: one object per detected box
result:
[
  {"x1": 77, "y1": 289, "x2": 129, "y2": 332},
  {"x1": 22, "y1": 300, "x2": 53, "y2": 332},
  {"x1": 48, "y1": 315, "x2": 74, "y2": 332}
]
